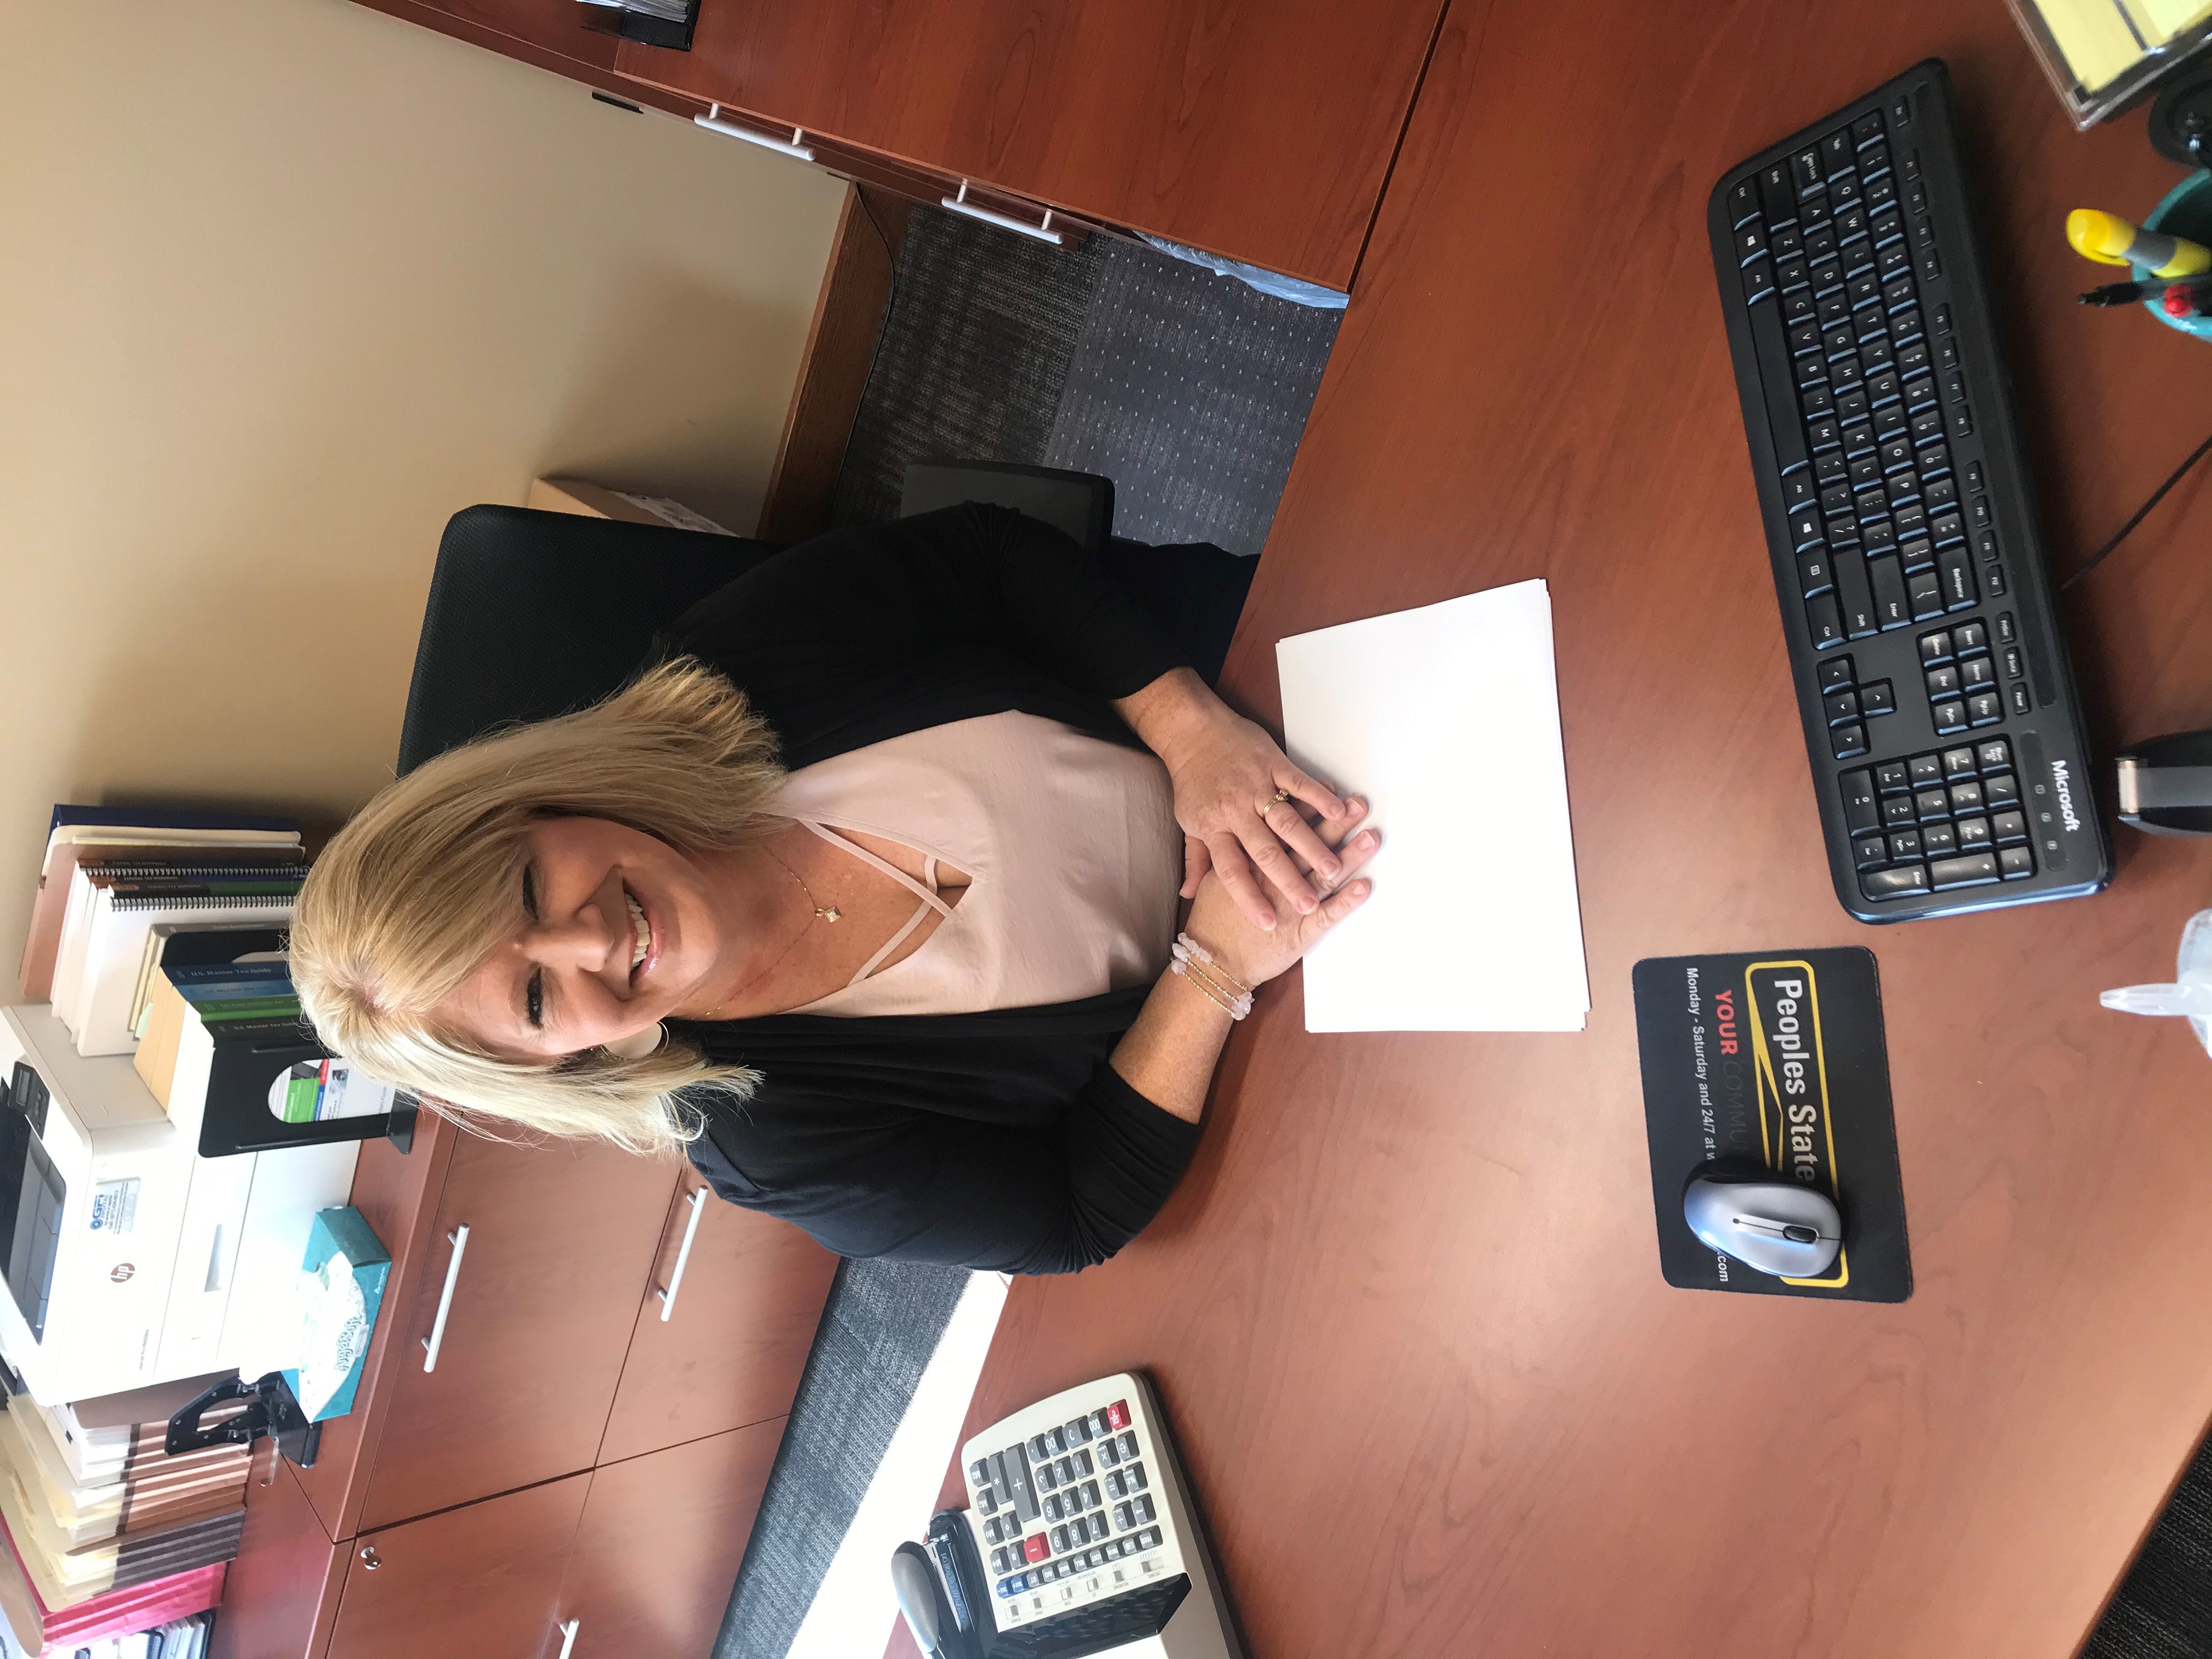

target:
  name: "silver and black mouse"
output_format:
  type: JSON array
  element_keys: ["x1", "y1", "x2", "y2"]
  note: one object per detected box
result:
[
  {"x1": 2117, "y1": 730, "x2": 2212, "y2": 837},
  {"x1": 1683, "y1": 1170, "x2": 1843, "y2": 1278}
]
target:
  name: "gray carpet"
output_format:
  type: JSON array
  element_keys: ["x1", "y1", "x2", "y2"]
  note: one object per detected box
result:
[
  {"x1": 712, "y1": 1257, "x2": 969, "y2": 1659},
  {"x1": 1042, "y1": 238, "x2": 1341, "y2": 558},
  {"x1": 2086, "y1": 1435, "x2": 2212, "y2": 1658},
  {"x1": 830, "y1": 207, "x2": 1096, "y2": 529},
  {"x1": 836, "y1": 207, "x2": 1339, "y2": 558}
]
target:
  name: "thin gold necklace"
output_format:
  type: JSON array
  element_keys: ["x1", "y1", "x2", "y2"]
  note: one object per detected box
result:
[
  {"x1": 703, "y1": 842, "x2": 838, "y2": 1018},
  {"x1": 765, "y1": 844, "x2": 841, "y2": 922}
]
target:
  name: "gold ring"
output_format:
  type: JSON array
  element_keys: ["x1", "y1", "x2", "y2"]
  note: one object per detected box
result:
[{"x1": 1257, "y1": 787, "x2": 1292, "y2": 814}]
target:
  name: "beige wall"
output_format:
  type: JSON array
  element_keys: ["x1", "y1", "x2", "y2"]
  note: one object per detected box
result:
[{"x1": 0, "y1": 0, "x2": 845, "y2": 968}]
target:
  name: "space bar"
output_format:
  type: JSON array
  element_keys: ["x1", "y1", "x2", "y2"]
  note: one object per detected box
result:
[{"x1": 1745, "y1": 295, "x2": 1808, "y2": 476}]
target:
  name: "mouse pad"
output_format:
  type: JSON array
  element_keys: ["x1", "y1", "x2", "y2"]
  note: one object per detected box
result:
[{"x1": 1633, "y1": 949, "x2": 1911, "y2": 1302}]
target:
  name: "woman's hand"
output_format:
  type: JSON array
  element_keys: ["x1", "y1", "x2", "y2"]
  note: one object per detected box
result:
[
  {"x1": 1113, "y1": 667, "x2": 1348, "y2": 931},
  {"x1": 1182, "y1": 800, "x2": 1379, "y2": 989}
]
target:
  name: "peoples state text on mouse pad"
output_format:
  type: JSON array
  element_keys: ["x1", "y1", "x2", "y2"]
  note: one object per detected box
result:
[{"x1": 1633, "y1": 948, "x2": 1911, "y2": 1302}]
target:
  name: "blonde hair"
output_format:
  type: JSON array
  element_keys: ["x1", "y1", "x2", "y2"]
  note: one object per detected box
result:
[{"x1": 289, "y1": 658, "x2": 783, "y2": 1154}]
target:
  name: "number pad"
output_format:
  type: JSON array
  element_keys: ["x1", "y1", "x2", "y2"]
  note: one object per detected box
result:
[{"x1": 1846, "y1": 730, "x2": 2034, "y2": 900}]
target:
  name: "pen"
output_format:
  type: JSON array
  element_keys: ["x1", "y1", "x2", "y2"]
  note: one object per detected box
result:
[
  {"x1": 2067, "y1": 209, "x2": 2212, "y2": 278},
  {"x1": 2078, "y1": 275, "x2": 2212, "y2": 306}
]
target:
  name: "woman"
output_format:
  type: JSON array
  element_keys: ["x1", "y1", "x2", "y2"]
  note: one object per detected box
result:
[{"x1": 290, "y1": 504, "x2": 1378, "y2": 1273}]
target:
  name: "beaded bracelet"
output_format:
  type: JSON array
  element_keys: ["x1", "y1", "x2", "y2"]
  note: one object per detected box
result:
[
  {"x1": 1171, "y1": 957, "x2": 1252, "y2": 1019},
  {"x1": 1172, "y1": 932, "x2": 1252, "y2": 996}
]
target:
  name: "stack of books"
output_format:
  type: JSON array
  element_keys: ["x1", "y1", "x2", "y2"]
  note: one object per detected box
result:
[
  {"x1": 22, "y1": 808, "x2": 306, "y2": 1061},
  {"x1": 0, "y1": 1611, "x2": 212, "y2": 1659},
  {"x1": 0, "y1": 1383, "x2": 239, "y2": 1654}
]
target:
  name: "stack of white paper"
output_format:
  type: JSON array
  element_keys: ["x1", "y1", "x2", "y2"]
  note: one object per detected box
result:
[{"x1": 1276, "y1": 578, "x2": 1590, "y2": 1032}]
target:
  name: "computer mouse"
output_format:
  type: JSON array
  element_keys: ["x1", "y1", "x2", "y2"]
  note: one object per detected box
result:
[
  {"x1": 1682, "y1": 1171, "x2": 1843, "y2": 1278},
  {"x1": 2117, "y1": 730, "x2": 2212, "y2": 836}
]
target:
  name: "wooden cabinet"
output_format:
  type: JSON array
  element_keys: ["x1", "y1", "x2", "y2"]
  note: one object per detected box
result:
[
  {"x1": 557, "y1": 1422, "x2": 784, "y2": 1659},
  {"x1": 357, "y1": 1133, "x2": 684, "y2": 1530},
  {"x1": 347, "y1": 0, "x2": 1446, "y2": 288},
  {"x1": 597, "y1": 1180, "x2": 839, "y2": 1464},
  {"x1": 613, "y1": 0, "x2": 1448, "y2": 289},
  {"x1": 327, "y1": 1475, "x2": 590, "y2": 1659},
  {"x1": 217, "y1": 1115, "x2": 836, "y2": 1659}
]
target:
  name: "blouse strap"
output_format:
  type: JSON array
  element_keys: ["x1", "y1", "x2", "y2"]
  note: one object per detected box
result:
[{"x1": 794, "y1": 819, "x2": 955, "y2": 917}]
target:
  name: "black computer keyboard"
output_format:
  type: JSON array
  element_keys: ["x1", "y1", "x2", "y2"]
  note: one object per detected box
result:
[{"x1": 1709, "y1": 60, "x2": 2112, "y2": 922}]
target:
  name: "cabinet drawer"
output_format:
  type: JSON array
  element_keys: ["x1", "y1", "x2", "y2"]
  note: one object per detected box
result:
[
  {"x1": 599, "y1": 1187, "x2": 837, "y2": 1464},
  {"x1": 328, "y1": 1474, "x2": 590, "y2": 1659},
  {"x1": 556, "y1": 1420, "x2": 783, "y2": 1659},
  {"x1": 359, "y1": 1136, "x2": 679, "y2": 1530}
]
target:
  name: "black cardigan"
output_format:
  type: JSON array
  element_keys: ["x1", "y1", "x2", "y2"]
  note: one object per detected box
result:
[{"x1": 659, "y1": 504, "x2": 1206, "y2": 1276}]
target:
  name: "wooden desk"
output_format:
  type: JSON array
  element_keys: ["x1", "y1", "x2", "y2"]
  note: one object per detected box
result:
[{"x1": 921, "y1": 3, "x2": 2212, "y2": 1656}]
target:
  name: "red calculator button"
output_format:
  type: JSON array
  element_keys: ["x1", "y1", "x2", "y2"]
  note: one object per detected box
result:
[
  {"x1": 1023, "y1": 1533, "x2": 1049, "y2": 1564},
  {"x1": 1104, "y1": 1400, "x2": 1131, "y2": 1431}
]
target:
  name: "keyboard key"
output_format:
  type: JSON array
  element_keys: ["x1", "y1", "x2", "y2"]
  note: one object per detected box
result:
[
  {"x1": 1984, "y1": 771, "x2": 2020, "y2": 807},
  {"x1": 1835, "y1": 557, "x2": 1878, "y2": 637},
  {"x1": 1899, "y1": 536, "x2": 1934, "y2": 573},
  {"x1": 1938, "y1": 546, "x2": 1977, "y2": 609},
  {"x1": 1909, "y1": 571, "x2": 1945, "y2": 620},
  {"x1": 1929, "y1": 510, "x2": 1965, "y2": 546},
  {"x1": 1806, "y1": 594, "x2": 1845, "y2": 648},
  {"x1": 1096, "y1": 1437, "x2": 1120, "y2": 1467},
  {"x1": 1888, "y1": 829, "x2": 1922, "y2": 860},
  {"x1": 1066, "y1": 1417, "x2": 1092, "y2": 1443},
  {"x1": 1080, "y1": 1480, "x2": 1101, "y2": 1508},
  {"x1": 1868, "y1": 559, "x2": 1909, "y2": 629},
  {"x1": 1999, "y1": 845, "x2": 2035, "y2": 879},
  {"x1": 1914, "y1": 787, "x2": 1950, "y2": 820},
  {"x1": 1056, "y1": 1456, "x2": 1078, "y2": 1483},
  {"x1": 1918, "y1": 630, "x2": 1952, "y2": 664},
  {"x1": 1925, "y1": 664, "x2": 1961, "y2": 698},
  {"x1": 1823, "y1": 689, "x2": 1860, "y2": 724},
  {"x1": 1854, "y1": 835, "x2": 1888, "y2": 868},
  {"x1": 1881, "y1": 794, "x2": 1917, "y2": 828},
  {"x1": 1841, "y1": 770, "x2": 1880, "y2": 832},
  {"x1": 1921, "y1": 821, "x2": 1957, "y2": 854},
  {"x1": 1949, "y1": 779, "x2": 1984, "y2": 813},
  {"x1": 1743, "y1": 262, "x2": 1776, "y2": 302},
  {"x1": 1874, "y1": 759, "x2": 1910, "y2": 793},
  {"x1": 1116, "y1": 1432, "x2": 1138, "y2": 1459},
  {"x1": 1105, "y1": 1469, "x2": 1126, "y2": 1499},
  {"x1": 1859, "y1": 678, "x2": 1895, "y2": 716},
  {"x1": 1863, "y1": 864, "x2": 1930, "y2": 899},
  {"x1": 1024, "y1": 1533, "x2": 1050, "y2": 1564},
  {"x1": 1113, "y1": 1502, "x2": 1135, "y2": 1531},
  {"x1": 1909, "y1": 752, "x2": 1944, "y2": 786},
  {"x1": 1831, "y1": 722, "x2": 1867, "y2": 759},
  {"x1": 1050, "y1": 1525, "x2": 1071, "y2": 1554},
  {"x1": 1946, "y1": 403, "x2": 1973, "y2": 439},
  {"x1": 1036, "y1": 1461, "x2": 1058, "y2": 1491},
  {"x1": 1933, "y1": 698, "x2": 1967, "y2": 733},
  {"x1": 1930, "y1": 851, "x2": 2000, "y2": 889},
  {"x1": 1953, "y1": 620, "x2": 1988, "y2": 654},
  {"x1": 1991, "y1": 810, "x2": 2028, "y2": 845},
  {"x1": 1124, "y1": 1462, "x2": 1147, "y2": 1490},
  {"x1": 1987, "y1": 563, "x2": 2008, "y2": 597},
  {"x1": 1966, "y1": 691, "x2": 2002, "y2": 726},
  {"x1": 1959, "y1": 656, "x2": 1994, "y2": 691}
]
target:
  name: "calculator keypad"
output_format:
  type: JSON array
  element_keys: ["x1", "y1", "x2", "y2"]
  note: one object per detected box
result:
[{"x1": 977, "y1": 1396, "x2": 1171, "y2": 1602}]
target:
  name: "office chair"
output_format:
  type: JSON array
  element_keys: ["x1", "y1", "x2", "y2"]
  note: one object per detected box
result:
[{"x1": 398, "y1": 466, "x2": 1255, "y2": 775}]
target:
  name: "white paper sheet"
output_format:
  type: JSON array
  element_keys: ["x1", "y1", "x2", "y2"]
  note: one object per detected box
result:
[{"x1": 1276, "y1": 579, "x2": 1590, "y2": 1032}]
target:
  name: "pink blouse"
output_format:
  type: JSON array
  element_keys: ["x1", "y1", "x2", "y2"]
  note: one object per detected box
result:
[{"x1": 775, "y1": 711, "x2": 1184, "y2": 1017}]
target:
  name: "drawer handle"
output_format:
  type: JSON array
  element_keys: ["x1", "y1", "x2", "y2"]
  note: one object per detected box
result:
[
  {"x1": 359, "y1": 1545, "x2": 382, "y2": 1571},
  {"x1": 420, "y1": 1224, "x2": 470, "y2": 1373},
  {"x1": 556, "y1": 1617, "x2": 580, "y2": 1659},
  {"x1": 696, "y1": 105, "x2": 815, "y2": 161},
  {"x1": 939, "y1": 180, "x2": 1063, "y2": 245},
  {"x1": 656, "y1": 1188, "x2": 710, "y2": 1323}
]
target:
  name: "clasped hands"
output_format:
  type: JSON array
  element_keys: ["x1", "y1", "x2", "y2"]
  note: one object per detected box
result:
[{"x1": 1114, "y1": 668, "x2": 1379, "y2": 975}]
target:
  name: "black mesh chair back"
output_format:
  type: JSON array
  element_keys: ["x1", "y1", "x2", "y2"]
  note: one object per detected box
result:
[{"x1": 396, "y1": 506, "x2": 782, "y2": 775}]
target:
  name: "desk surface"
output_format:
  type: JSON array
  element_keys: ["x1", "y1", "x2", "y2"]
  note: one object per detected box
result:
[{"x1": 916, "y1": 1, "x2": 2212, "y2": 1655}]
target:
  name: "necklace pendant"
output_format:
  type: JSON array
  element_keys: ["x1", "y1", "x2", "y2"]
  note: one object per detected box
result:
[{"x1": 816, "y1": 905, "x2": 842, "y2": 923}]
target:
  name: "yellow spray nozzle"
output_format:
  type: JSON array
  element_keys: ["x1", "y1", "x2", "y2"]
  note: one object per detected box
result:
[
  {"x1": 2067, "y1": 208, "x2": 2212, "y2": 277},
  {"x1": 2068, "y1": 210, "x2": 2141, "y2": 266}
]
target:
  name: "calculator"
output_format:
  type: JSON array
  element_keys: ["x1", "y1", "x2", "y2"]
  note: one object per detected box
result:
[{"x1": 936, "y1": 1372, "x2": 1244, "y2": 1658}]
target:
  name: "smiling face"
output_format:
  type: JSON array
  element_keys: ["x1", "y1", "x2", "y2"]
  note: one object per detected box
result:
[{"x1": 431, "y1": 816, "x2": 737, "y2": 1060}]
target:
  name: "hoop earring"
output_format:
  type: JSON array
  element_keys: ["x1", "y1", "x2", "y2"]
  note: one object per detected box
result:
[{"x1": 602, "y1": 1022, "x2": 668, "y2": 1060}]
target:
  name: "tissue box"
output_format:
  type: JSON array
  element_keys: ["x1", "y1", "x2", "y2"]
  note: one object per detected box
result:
[{"x1": 280, "y1": 1206, "x2": 391, "y2": 1422}]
